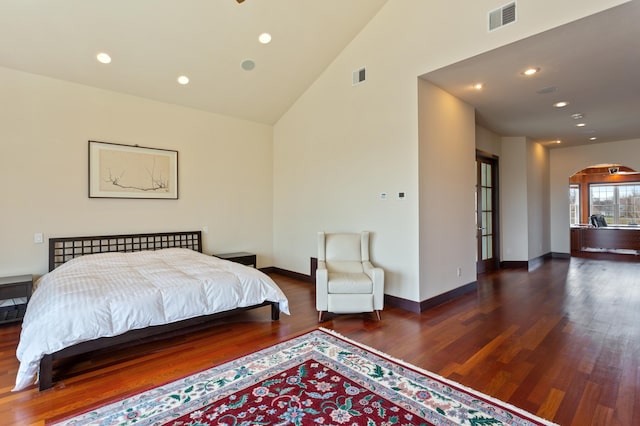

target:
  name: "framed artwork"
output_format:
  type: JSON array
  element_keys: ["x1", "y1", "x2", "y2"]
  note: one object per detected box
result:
[{"x1": 88, "y1": 141, "x2": 178, "y2": 199}]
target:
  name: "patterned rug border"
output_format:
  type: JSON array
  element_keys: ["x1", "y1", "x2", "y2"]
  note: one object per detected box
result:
[
  {"x1": 51, "y1": 327, "x2": 559, "y2": 426},
  {"x1": 317, "y1": 327, "x2": 558, "y2": 426},
  {"x1": 48, "y1": 328, "x2": 318, "y2": 425}
]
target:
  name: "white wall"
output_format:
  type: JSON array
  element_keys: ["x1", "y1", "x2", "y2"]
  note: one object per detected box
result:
[
  {"x1": 476, "y1": 125, "x2": 502, "y2": 156},
  {"x1": 273, "y1": 0, "x2": 627, "y2": 302},
  {"x1": 0, "y1": 67, "x2": 274, "y2": 277},
  {"x1": 496, "y1": 138, "x2": 550, "y2": 263},
  {"x1": 550, "y1": 138, "x2": 640, "y2": 254},
  {"x1": 500, "y1": 137, "x2": 529, "y2": 261},
  {"x1": 418, "y1": 80, "x2": 476, "y2": 300},
  {"x1": 527, "y1": 140, "x2": 550, "y2": 259}
]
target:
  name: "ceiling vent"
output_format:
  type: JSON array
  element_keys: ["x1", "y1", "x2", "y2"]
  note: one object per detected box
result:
[
  {"x1": 489, "y1": 2, "x2": 516, "y2": 31},
  {"x1": 352, "y1": 67, "x2": 366, "y2": 86}
]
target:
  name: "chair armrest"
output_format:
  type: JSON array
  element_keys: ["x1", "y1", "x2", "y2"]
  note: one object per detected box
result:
[
  {"x1": 363, "y1": 261, "x2": 384, "y2": 310},
  {"x1": 317, "y1": 260, "x2": 327, "y2": 271},
  {"x1": 316, "y1": 261, "x2": 329, "y2": 310},
  {"x1": 363, "y1": 261, "x2": 383, "y2": 283}
]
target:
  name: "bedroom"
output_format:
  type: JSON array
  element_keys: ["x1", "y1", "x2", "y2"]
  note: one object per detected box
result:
[{"x1": 1, "y1": 0, "x2": 639, "y2": 424}]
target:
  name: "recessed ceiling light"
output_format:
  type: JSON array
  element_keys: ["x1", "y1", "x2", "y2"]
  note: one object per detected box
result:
[
  {"x1": 571, "y1": 113, "x2": 584, "y2": 120},
  {"x1": 177, "y1": 75, "x2": 190, "y2": 85},
  {"x1": 590, "y1": 137, "x2": 598, "y2": 141},
  {"x1": 96, "y1": 52, "x2": 111, "y2": 64},
  {"x1": 576, "y1": 123, "x2": 586, "y2": 127},
  {"x1": 258, "y1": 33, "x2": 272, "y2": 44},
  {"x1": 556, "y1": 140, "x2": 562, "y2": 144},
  {"x1": 473, "y1": 83, "x2": 483, "y2": 90},
  {"x1": 522, "y1": 67, "x2": 540, "y2": 76},
  {"x1": 241, "y1": 59, "x2": 256, "y2": 71},
  {"x1": 553, "y1": 101, "x2": 569, "y2": 108}
]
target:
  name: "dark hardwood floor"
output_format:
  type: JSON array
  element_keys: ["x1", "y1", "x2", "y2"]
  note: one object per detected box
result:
[{"x1": 0, "y1": 257, "x2": 638, "y2": 425}]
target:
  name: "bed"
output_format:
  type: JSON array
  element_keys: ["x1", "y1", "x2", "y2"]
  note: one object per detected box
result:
[{"x1": 13, "y1": 231, "x2": 290, "y2": 392}]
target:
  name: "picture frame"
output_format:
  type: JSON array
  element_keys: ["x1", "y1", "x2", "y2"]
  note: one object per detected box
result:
[{"x1": 88, "y1": 141, "x2": 178, "y2": 199}]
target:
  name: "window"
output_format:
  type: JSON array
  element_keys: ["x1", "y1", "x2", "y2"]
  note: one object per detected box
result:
[
  {"x1": 590, "y1": 183, "x2": 640, "y2": 225},
  {"x1": 569, "y1": 184, "x2": 580, "y2": 225}
]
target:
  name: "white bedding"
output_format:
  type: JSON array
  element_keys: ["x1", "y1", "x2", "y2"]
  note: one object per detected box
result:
[{"x1": 13, "y1": 248, "x2": 290, "y2": 391}]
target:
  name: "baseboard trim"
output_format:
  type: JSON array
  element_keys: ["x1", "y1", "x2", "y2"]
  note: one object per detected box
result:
[
  {"x1": 266, "y1": 267, "x2": 314, "y2": 283},
  {"x1": 418, "y1": 281, "x2": 478, "y2": 312},
  {"x1": 500, "y1": 260, "x2": 528, "y2": 269},
  {"x1": 501, "y1": 252, "x2": 555, "y2": 271},
  {"x1": 271, "y1": 261, "x2": 477, "y2": 313}
]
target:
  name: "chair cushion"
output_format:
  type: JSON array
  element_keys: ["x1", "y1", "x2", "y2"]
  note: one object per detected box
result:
[
  {"x1": 328, "y1": 272, "x2": 373, "y2": 294},
  {"x1": 327, "y1": 294, "x2": 374, "y2": 313}
]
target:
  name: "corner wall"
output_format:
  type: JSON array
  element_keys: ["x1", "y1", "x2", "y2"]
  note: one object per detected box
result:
[
  {"x1": 527, "y1": 140, "x2": 550, "y2": 260},
  {"x1": 418, "y1": 80, "x2": 476, "y2": 300},
  {"x1": 500, "y1": 137, "x2": 529, "y2": 261},
  {"x1": 273, "y1": 0, "x2": 627, "y2": 304},
  {"x1": 0, "y1": 67, "x2": 274, "y2": 276}
]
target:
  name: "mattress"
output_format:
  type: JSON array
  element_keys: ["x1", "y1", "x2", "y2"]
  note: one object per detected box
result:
[{"x1": 14, "y1": 248, "x2": 289, "y2": 391}]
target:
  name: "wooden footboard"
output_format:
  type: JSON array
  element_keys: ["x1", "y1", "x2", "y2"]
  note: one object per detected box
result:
[
  {"x1": 35, "y1": 231, "x2": 282, "y2": 391},
  {"x1": 39, "y1": 301, "x2": 279, "y2": 391}
]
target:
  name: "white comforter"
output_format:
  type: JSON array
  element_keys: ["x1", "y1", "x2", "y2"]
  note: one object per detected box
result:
[{"x1": 13, "y1": 248, "x2": 290, "y2": 391}]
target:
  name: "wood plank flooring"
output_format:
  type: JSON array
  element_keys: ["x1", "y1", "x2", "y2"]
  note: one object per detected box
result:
[{"x1": 0, "y1": 257, "x2": 638, "y2": 425}]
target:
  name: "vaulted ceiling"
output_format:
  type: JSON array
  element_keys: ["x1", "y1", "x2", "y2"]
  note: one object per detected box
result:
[
  {"x1": 1, "y1": 1, "x2": 638, "y2": 149},
  {"x1": 0, "y1": 0, "x2": 387, "y2": 124}
]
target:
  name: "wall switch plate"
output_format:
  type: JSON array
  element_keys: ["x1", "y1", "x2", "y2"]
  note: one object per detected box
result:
[
  {"x1": 34, "y1": 232, "x2": 44, "y2": 244},
  {"x1": 380, "y1": 192, "x2": 388, "y2": 200}
]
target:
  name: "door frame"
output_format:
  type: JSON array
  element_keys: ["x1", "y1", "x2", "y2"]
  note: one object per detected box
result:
[{"x1": 476, "y1": 150, "x2": 500, "y2": 273}]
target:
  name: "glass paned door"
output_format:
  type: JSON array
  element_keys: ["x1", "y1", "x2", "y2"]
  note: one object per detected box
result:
[{"x1": 476, "y1": 154, "x2": 498, "y2": 273}]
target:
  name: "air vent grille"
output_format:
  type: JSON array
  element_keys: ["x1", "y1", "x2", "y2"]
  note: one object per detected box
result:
[
  {"x1": 352, "y1": 67, "x2": 366, "y2": 86},
  {"x1": 489, "y1": 2, "x2": 516, "y2": 31}
]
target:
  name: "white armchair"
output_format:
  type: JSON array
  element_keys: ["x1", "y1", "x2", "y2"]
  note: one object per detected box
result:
[{"x1": 316, "y1": 231, "x2": 384, "y2": 321}]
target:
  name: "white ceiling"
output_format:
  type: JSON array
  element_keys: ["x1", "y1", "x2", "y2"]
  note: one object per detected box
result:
[
  {"x1": 0, "y1": 0, "x2": 387, "y2": 124},
  {"x1": 422, "y1": 1, "x2": 640, "y2": 148},
  {"x1": 1, "y1": 1, "x2": 638, "y2": 147}
]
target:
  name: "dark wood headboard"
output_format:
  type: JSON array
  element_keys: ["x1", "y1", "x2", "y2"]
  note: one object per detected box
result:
[{"x1": 49, "y1": 231, "x2": 203, "y2": 271}]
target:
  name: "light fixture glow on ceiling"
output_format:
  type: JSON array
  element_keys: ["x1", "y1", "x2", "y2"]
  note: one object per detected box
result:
[
  {"x1": 473, "y1": 83, "x2": 483, "y2": 90},
  {"x1": 590, "y1": 137, "x2": 598, "y2": 141},
  {"x1": 553, "y1": 101, "x2": 569, "y2": 108},
  {"x1": 177, "y1": 75, "x2": 190, "y2": 85},
  {"x1": 522, "y1": 67, "x2": 540, "y2": 76},
  {"x1": 96, "y1": 52, "x2": 111, "y2": 64},
  {"x1": 258, "y1": 33, "x2": 272, "y2": 44},
  {"x1": 576, "y1": 123, "x2": 586, "y2": 127}
]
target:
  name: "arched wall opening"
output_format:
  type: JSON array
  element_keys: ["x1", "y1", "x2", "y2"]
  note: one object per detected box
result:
[{"x1": 569, "y1": 163, "x2": 640, "y2": 227}]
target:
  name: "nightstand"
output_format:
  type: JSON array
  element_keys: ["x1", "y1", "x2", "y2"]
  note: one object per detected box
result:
[
  {"x1": 0, "y1": 274, "x2": 33, "y2": 324},
  {"x1": 214, "y1": 252, "x2": 257, "y2": 268}
]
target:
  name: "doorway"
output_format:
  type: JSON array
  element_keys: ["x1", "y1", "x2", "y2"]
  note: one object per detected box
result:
[{"x1": 476, "y1": 151, "x2": 499, "y2": 273}]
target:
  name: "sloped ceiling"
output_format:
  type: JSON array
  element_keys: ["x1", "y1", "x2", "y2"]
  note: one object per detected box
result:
[
  {"x1": 2, "y1": 0, "x2": 638, "y2": 148},
  {"x1": 0, "y1": 0, "x2": 387, "y2": 124}
]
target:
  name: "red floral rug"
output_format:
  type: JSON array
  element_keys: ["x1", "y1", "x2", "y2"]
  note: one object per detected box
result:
[{"x1": 54, "y1": 328, "x2": 557, "y2": 425}]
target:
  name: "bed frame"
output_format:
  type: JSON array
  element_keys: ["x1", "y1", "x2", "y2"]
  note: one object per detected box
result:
[{"x1": 38, "y1": 231, "x2": 279, "y2": 391}]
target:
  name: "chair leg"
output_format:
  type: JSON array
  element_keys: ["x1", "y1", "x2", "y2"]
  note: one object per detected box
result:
[
  {"x1": 375, "y1": 310, "x2": 381, "y2": 321},
  {"x1": 318, "y1": 311, "x2": 324, "y2": 322}
]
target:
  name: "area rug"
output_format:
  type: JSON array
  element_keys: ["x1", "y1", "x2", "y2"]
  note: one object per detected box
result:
[{"x1": 54, "y1": 328, "x2": 557, "y2": 425}]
